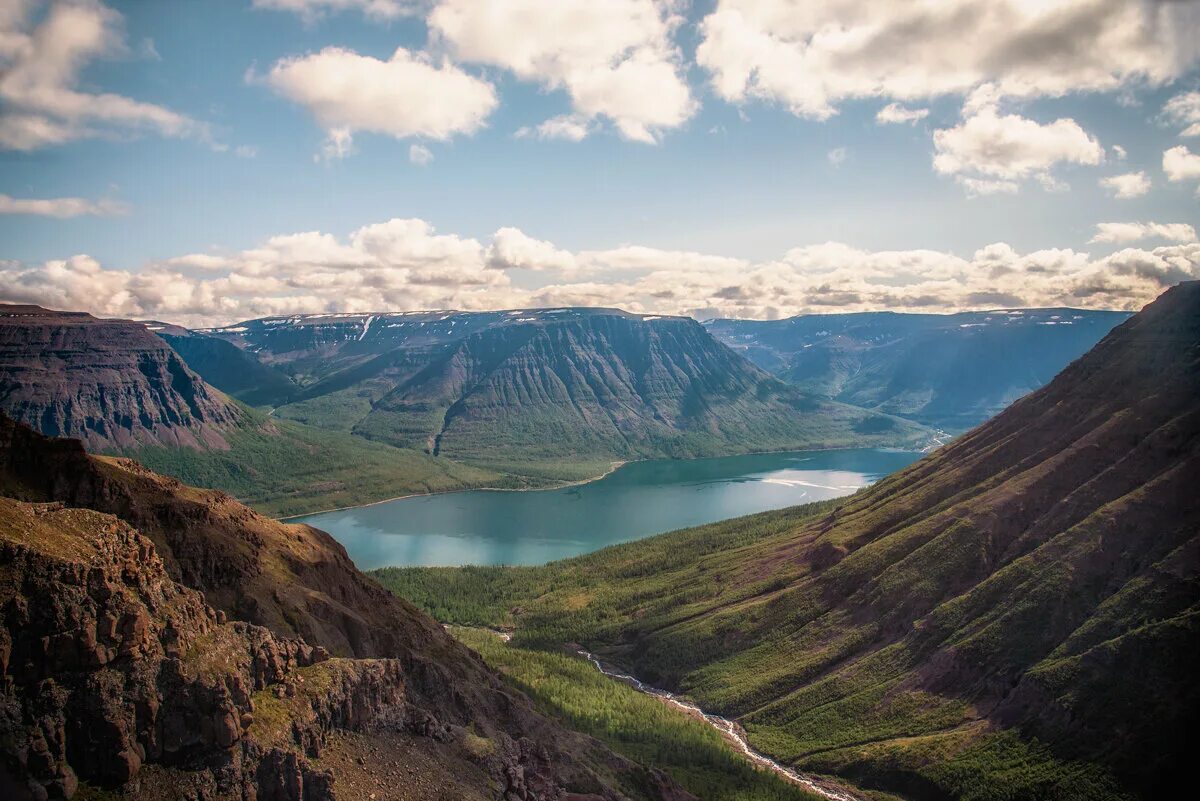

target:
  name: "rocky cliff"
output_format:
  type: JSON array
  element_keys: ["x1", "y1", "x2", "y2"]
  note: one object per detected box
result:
[
  {"x1": 0, "y1": 306, "x2": 242, "y2": 451},
  {"x1": 0, "y1": 416, "x2": 693, "y2": 801}
]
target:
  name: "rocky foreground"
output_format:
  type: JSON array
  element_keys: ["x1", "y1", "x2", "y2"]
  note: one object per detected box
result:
[{"x1": 0, "y1": 414, "x2": 692, "y2": 801}]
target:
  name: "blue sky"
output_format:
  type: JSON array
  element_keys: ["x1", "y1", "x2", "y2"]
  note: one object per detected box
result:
[{"x1": 1, "y1": 0, "x2": 1199, "y2": 326}]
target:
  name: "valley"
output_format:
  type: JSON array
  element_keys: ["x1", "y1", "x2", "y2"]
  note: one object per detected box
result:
[
  {"x1": 376, "y1": 283, "x2": 1200, "y2": 801},
  {"x1": 2, "y1": 4, "x2": 1196, "y2": 799}
]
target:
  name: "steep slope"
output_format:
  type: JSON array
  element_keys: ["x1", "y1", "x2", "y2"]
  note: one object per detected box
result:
[
  {"x1": 707, "y1": 308, "x2": 1129, "y2": 430},
  {"x1": 151, "y1": 322, "x2": 298, "y2": 407},
  {"x1": 0, "y1": 307, "x2": 505, "y2": 516},
  {"x1": 0, "y1": 305, "x2": 242, "y2": 450},
  {"x1": 212, "y1": 310, "x2": 932, "y2": 472},
  {"x1": 0, "y1": 415, "x2": 694, "y2": 801},
  {"x1": 383, "y1": 283, "x2": 1200, "y2": 801}
]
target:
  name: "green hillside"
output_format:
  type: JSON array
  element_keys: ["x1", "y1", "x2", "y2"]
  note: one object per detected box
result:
[
  {"x1": 376, "y1": 284, "x2": 1200, "y2": 801},
  {"x1": 122, "y1": 409, "x2": 503, "y2": 517}
]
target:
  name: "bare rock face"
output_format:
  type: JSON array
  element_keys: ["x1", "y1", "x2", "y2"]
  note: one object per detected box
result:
[
  {"x1": 0, "y1": 498, "x2": 334, "y2": 799},
  {"x1": 0, "y1": 417, "x2": 694, "y2": 801},
  {"x1": 0, "y1": 305, "x2": 241, "y2": 451}
]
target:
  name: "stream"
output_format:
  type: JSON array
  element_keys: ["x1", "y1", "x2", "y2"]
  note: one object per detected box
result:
[
  {"x1": 482, "y1": 629, "x2": 858, "y2": 801},
  {"x1": 574, "y1": 647, "x2": 860, "y2": 801}
]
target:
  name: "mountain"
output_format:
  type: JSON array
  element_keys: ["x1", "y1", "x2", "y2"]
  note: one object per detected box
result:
[
  {"x1": 706, "y1": 308, "x2": 1130, "y2": 431},
  {"x1": 0, "y1": 413, "x2": 695, "y2": 801},
  {"x1": 381, "y1": 283, "x2": 1200, "y2": 801},
  {"x1": 150, "y1": 321, "x2": 297, "y2": 408},
  {"x1": 0, "y1": 307, "x2": 506, "y2": 517},
  {"x1": 0, "y1": 305, "x2": 242, "y2": 450},
  {"x1": 194, "y1": 308, "x2": 933, "y2": 476}
]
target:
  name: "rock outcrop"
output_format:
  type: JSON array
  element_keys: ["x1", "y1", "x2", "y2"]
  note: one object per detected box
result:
[
  {"x1": 0, "y1": 416, "x2": 694, "y2": 801},
  {"x1": 0, "y1": 306, "x2": 241, "y2": 451}
]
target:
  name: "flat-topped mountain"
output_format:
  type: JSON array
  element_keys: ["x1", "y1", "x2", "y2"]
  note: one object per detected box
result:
[
  {"x1": 0, "y1": 413, "x2": 694, "y2": 801},
  {"x1": 389, "y1": 283, "x2": 1200, "y2": 800},
  {"x1": 193, "y1": 308, "x2": 933, "y2": 473},
  {"x1": 706, "y1": 307, "x2": 1130, "y2": 430},
  {"x1": 0, "y1": 305, "x2": 242, "y2": 450}
]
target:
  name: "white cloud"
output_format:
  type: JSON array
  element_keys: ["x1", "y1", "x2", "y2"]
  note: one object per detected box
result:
[
  {"x1": 252, "y1": 0, "x2": 417, "y2": 22},
  {"x1": 876, "y1": 103, "x2": 929, "y2": 125},
  {"x1": 1090, "y1": 222, "x2": 1197, "y2": 244},
  {"x1": 933, "y1": 95, "x2": 1103, "y2": 192},
  {"x1": 0, "y1": 0, "x2": 203, "y2": 150},
  {"x1": 515, "y1": 114, "x2": 592, "y2": 142},
  {"x1": 1163, "y1": 145, "x2": 1200, "y2": 182},
  {"x1": 429, "y1": 0, "x2": 695, "y2": 143},
  {"x1": 263, "y1": 47, "x2": 497, "y2": 157},
  {"x1": 695, "y1": 0, "x2": 1198, "y2": 120},
  {"x1": 827, "y1": 147, "x2": 848, "y2": 167},
  {"x1": 1099, "y1": 171, "x2": 1151, "y2": 198},
  {"x1": 408, "y1": 143, "x2": 433, "y2": 165},
  {"x1": 0, "y1": 193, "x2": 128, "y2": 217},
  {"x1": 4, "y1": 217, "x2": 1197, "y2": 327},
  {"x1": 1111, "y1": 144, "x2": 1127, "y2": 160},
  {"x1": 486, "y1": 227, "x2": 578, "y2": 273},
  {"x1": 1163, "y1": 90, "x2": 1200, "y2": 137},
  {"x1": 956, "y1": 177, "x2": 1019, "y2": 196}
]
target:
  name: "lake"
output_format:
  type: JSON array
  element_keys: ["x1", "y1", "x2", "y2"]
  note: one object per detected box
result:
[{"x1": 290, "y1": 448, "x2": 923, "y2": 569}]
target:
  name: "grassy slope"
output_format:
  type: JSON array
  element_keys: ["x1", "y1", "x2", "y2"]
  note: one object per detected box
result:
[
  {"x1": 374, "y1": 499, "x2": 1137, "y2": 801},
  {"x1": 375, "y1": 286, "x2": 1200, "y2": 801},
  {"x1": 119, "y1": 410, "x2": 503, "y2": 518},
  {"x1": 451, "y1": 627, "x2": 835, "y2": 801}
]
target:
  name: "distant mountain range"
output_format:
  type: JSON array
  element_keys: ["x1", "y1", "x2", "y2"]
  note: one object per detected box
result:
[
  {"x1": 706, "y1": 308, "x2": 1131, "y2": 430},
  {"x1": 192, "y1": 308, "x2": 929, "y2": 473},
  {"x1": 0, "y1": 305, "x2": 930, "y2": 513},
  {"x1": 387, "y1": 283, "x2": 1200, "y2": 801}
]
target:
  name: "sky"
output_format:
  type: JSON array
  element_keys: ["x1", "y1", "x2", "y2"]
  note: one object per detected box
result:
[{"x1": 1, "y1": 0, "x2": 1199, "y2": 327}]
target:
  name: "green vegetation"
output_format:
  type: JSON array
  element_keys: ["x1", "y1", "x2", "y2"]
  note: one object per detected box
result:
[
  {"x1": 373, "y1": 498, "x2": 844, "y2": 635},
  {"x1": 374, "y1": 478, "x2": 1150, "y2": 801},
  {"x1": 119, "y1": 410, "x2": 502, "y2": 518},
  {"x1": 451, "y1": 627, "x2": 826, "y2": 801}
]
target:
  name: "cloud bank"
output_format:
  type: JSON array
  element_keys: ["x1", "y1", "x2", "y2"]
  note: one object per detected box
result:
[{"x1": 3, "y1": 217, "x2": 1197, "y2": 328}]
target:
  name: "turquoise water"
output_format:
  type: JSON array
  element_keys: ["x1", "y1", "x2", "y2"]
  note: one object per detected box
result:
[{"x1": 291, "y1": 449, "x2": 922, "y2": 569}]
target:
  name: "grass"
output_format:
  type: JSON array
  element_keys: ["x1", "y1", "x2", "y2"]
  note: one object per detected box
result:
[
  {"x1": 451, "y1": 627, "x2": 828, "y2": 801},
  {"x1": 119, "y1": 410, "x2": 502, "y2": 518},
  {"x1": 374, "y1": 480, "x2": 1151, "y2": 801}
]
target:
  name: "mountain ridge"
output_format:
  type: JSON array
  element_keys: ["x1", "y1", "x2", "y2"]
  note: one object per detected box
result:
[
  {"x1": 706, "y1": 307, "x2": 1131, "y2": 430},
  {"x1": 187, "y1": 308, "x2": 936, "y2": 474},
  {"x1": 0, "y1": 305, "x2": 243, "y2": 451}
]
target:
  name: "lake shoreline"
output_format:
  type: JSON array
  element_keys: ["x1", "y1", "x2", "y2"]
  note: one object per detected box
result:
[
  {"x1": 276, "y1": 440, "x2": 933, "y2": 522},
  {"x1": 282, "y1": 447, "x2": 927, "y2": 569},
  {"x1": 277, "y1": 458, "x2": 628, "y2": 521}
]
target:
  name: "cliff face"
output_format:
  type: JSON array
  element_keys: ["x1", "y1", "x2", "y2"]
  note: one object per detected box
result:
[
  {"x1": 1, "y1": 496, "x2": 358, "y2": 800},
  {"x1": 0, "y1": 306, "x2": 242, "y2": 451},
  {"x1": 0, "y1": 415, "x2": 692, "y2": 801}
]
